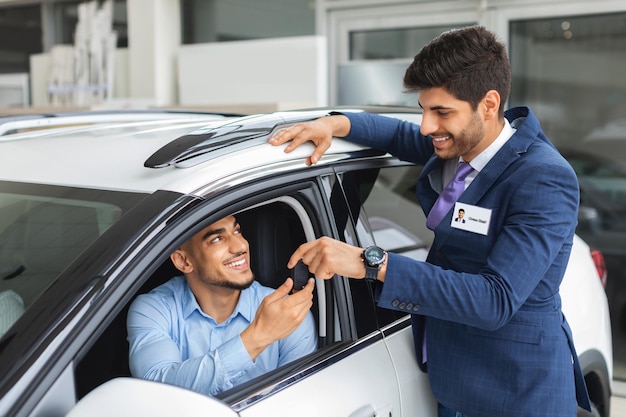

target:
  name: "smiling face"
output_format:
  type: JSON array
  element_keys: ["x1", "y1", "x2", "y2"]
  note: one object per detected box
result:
[
  {"x1": 172, "y1": 215, "x2": 254, "y2": 291},
  {"x1": 419, "y1": 87, "x2": 496, "y2": 162}
]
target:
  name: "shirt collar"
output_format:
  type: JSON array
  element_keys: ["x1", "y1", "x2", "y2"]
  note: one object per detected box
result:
[{"x1": 465, "y1": 118, "x2": 516, "y2": 172}]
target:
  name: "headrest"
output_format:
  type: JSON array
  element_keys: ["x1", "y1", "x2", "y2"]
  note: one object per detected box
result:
[{"x1": 237, "y1": 203, "x2": 305, "y2": 289}]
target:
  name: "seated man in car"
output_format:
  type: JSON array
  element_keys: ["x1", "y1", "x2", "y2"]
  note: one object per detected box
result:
[{"x1": 127, "y1": 214, "x2": 317, "y2": 396}]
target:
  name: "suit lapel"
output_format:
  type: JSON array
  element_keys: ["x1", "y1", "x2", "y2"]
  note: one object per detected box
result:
[
  {"x1": 423, "y1": 111, "x2": 537, "y2": 245},
  {"x1": 461, "y1": 141, "x2": 523, "y2": 205},
  {"x1": 418, "y1": 156, "x2": 443, "y2": 215}
]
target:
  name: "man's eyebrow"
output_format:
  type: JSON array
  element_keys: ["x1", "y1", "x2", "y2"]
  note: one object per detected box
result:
[
  {"x1": 419, "y1": 102, "x2": 455, "y2": 111},
  {"x1": 201, "y1": 219, "x2": 239, "y2": 241},
  {"x1": 202, "y1": 227, "x2": 225, "y2": 241}
]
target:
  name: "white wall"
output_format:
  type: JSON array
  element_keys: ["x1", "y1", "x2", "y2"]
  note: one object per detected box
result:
[
  {"x1": 127, "y1": 0, "x2": 180, "y2": 106},
  {"x1": 0, "y1": 73, "x2": 30, "y2": 107},
  {"x1": 29, "y1": 53, "x2": 50, "y2": 107},
  {"x1": 177, "y1": 35, "x2": 327, "y2": 110},
  {"x1": 28, "y1": 35, "x2": 328, "y2": 111}
]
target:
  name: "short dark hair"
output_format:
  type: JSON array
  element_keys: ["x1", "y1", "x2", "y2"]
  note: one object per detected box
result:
[{"x1": 403, "y1": 25, "x2": 511, "y2": 117}]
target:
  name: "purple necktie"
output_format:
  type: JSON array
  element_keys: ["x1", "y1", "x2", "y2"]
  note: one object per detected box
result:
[{"x1": 426, "y1": 161, "x2": 473, "y2": 230}]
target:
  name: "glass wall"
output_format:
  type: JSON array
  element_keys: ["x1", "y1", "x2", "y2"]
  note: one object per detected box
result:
[
  {"x1": 181, "y1": 0, "x2": 314, "y2": 44},
  {"x1": 339, "y1": 24, "x2": 474, "y2": 106},
  {"x1": 510, "y1": 12, "x2": 626, "y2": 381},
  {"x1": 349, "y1": 25, "x2": 463, "y2": 60}
]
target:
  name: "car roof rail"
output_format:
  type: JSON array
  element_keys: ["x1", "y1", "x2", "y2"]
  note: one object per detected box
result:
[
  {"x1": 144, "y1": 109, "x2": 333, "y2": 169},
  {"x1": 144, "y1": 106, "x2": 422, "y2": 169},
  {"x1": 0, "y1": 109, "x2": 243, "y2": 137}
]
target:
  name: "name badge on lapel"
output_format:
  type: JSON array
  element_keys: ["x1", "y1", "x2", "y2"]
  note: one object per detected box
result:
[{"x1": 450, "y1": 202, "x2": 491, "y2": 235}]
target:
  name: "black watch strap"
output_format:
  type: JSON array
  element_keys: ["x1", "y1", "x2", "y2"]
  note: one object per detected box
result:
[
  {"x1": 364, "y1": 264, "x2": 379, "y2": 281},
  {"x1": 362, "y1": 246, "x2": 386, "y2": 282}
]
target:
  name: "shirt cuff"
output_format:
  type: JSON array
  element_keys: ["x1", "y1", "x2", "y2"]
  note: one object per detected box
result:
[{"x1": 215, "y1": 335, "x2": 255, "y2": 388}]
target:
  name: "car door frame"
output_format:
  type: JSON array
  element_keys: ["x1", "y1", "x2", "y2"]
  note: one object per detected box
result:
[{"x1": 332, "y1": 160, "x2": 438, "y2": 417}]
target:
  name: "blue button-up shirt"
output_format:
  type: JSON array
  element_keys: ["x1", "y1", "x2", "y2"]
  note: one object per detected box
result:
[{"x1": 127, "y1": 276, "x2": 317, "y2": 396}]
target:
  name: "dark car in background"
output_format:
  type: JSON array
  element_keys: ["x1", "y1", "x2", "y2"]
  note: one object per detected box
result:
[{"x1": 562, "y1": 148, "x2": 626, "y2": 381}]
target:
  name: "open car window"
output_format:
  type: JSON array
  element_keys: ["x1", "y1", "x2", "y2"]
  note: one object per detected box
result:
[
  {"x1": 330, "y1": 165, "x2": 430, "y2": 331},
  {"x1": 74, "y1": 187, "x2": 339, "y2": 406}
]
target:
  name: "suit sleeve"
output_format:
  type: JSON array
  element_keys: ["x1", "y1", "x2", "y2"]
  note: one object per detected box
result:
[
  {"x1": 343, "y1": 112, "x2": 434, "y2": 166},
  {"x1": 377, "y1": 157, "x2": 580, "y2": 330}
]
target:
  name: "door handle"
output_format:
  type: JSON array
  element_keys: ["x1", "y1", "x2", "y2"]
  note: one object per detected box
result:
[{"x1": 348, "y1": 404, "x2": 392, "y2": 417}]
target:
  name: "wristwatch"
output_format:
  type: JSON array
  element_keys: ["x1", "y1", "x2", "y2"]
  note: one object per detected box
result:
[{"x1": 362, "y1": 245, "x2": 387, "y2": 281}]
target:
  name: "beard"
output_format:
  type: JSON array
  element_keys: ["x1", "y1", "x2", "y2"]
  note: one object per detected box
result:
[
  {"x1": 197, "y1": 268, "x2": 255, "y2": 291},
  {"x1": 434, "y1": 110, "x2": 485, "y2": 160},
  {"x1": 212, "y1": 274, "x2": 255, "y2": 291},
  {"x1": 192, "y1": 250, "x2": 256, "y2": 291}
]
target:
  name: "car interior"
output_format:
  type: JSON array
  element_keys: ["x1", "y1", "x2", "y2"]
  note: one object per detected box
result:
[
  {"x1": 0, "y1": 201, "x2": 102, "y2": 308},
  {"x1": 73, "y1": 199, "x2": 323, "y2": 400}
]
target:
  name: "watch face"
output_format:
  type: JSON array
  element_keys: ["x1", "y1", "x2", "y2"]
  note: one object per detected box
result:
[{"x1": 364, "y1": 246, "x2": 385, "y2": 265}]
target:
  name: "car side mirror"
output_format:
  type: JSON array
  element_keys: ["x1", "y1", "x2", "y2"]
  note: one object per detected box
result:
[{"x1": 67, "y1": 378, "x2": 239, "y2": 417}]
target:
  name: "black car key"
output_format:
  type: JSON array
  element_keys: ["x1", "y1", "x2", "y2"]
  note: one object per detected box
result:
[{"x1": 290, "y1": 259, "x2": 310, "y2": 291}]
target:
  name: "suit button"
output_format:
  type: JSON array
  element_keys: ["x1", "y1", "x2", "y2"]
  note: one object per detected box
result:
[
  {"x1": 392, "y1": 300, "x2": 400, "y2": 307},
  {"x1": 413, "y1": 305, "x2": 421, "y2": 312},
  {"x1": 406, "y1": 303, "x2": 413, "y2": 310},
  {"x1": 399, "y1": 302, "x2": 406, "y2": 309}
]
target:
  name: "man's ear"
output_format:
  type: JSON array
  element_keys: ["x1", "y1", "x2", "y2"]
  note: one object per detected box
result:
[
  {"x1": 481, "y1": 90, "x2": 500, "y2": 120},
  {"x1": 171, "y1": 249, "x2": 193, "y2": 274}
]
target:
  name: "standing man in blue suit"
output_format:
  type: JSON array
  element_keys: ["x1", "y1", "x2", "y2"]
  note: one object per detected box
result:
[{"x1": 270, "y1": 26, "x2": 591, "y2": 417}]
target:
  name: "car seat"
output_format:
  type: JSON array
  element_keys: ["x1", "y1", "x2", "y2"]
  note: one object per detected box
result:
[{"x1": 236, "y1": 202, "x2": 307, "y2": 290}]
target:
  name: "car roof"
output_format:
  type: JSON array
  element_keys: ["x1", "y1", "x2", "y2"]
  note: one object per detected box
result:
[{"x1": 0, "y1": 107, "x2": 422, "y2": 195}]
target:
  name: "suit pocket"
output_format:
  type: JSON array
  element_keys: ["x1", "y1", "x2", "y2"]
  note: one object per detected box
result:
[{"x1": 466, "y1": 320, "x2": 543, "y2": 345}]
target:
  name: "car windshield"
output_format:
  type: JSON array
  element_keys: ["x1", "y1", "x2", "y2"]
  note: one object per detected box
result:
[{"x1": 0, "y1": 181, "x2": 146, "y2": 338}]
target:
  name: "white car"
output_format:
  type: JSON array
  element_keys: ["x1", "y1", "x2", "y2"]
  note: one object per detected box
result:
[{"x1": 0, "y1": 108, "x2": 613, "y2": 417}]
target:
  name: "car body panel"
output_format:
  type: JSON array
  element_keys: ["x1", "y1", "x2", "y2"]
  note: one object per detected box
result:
[
  {"x1": 66, "y1": 378, "x2": 238, "y2": 417},
  {"x1": 561, "y1": 235, "x2": 613, "y2": 371},
  {"x1": 236, "y1": 338, "x2": 402, "y2": 417},
  {"x1": 382, "y1": 320, "x2": 438, "y2": 416}
]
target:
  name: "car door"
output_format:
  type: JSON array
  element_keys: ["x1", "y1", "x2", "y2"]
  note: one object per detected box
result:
[
  {"x1": 65, "y1": 169, "x2": 403, "y2": 417},
  {"x1": 65, "y1": 159, "x2": 437, "y2": 417},
  {"x1": 221, "y1": 173, "x2": 403, "y2": 417},
  {"x1": 332, "y1": 162, "x2": 438, "y2": 417}
]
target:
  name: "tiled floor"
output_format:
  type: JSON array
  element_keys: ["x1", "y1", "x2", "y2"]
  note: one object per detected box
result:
[
  {"x1": 612, "y1": 395, "x2": 626, "y2": 417},
  {"x1": 612, "y1": 381, "x2": 626, "y2": 417}
]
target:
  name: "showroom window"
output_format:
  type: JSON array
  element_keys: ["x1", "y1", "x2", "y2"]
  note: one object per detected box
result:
[
  {"x1": 510, "y1": 12, "x2": 626, "y2": 381},
  {"x1": 181, "y1": 0, "x2": 315, "y2": 44},
  {"x1": 339, "y1": 23, "x2": 475, "y2": 106},
  {"x1": 349, "y1": 24, "x2": 468, "y2": 61}
]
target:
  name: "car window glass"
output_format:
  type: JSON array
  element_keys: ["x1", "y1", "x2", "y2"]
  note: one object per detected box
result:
[
  {"x1": 0, "y1": 183, "x2": 145, "y2": 339},
  {"x1": 320, "y1": 172, "x2": 378, "y2": 338},
  {"x1": 361, "y1": 165, "x2": 432, "y2": 255},
  {"x1": 335, "y1": 165, "x2": 431, "y2": 329}
]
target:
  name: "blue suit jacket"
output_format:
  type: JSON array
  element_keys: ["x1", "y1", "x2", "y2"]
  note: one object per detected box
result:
[{"x1": 344, "y1": 107, "x2": 590, "y2": 417}]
